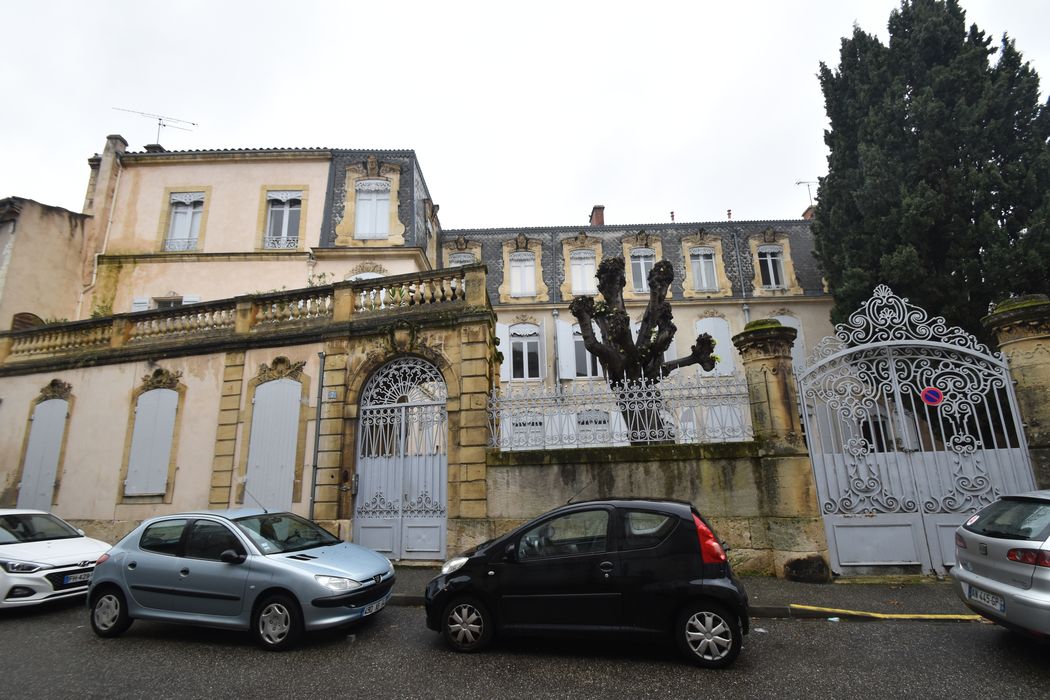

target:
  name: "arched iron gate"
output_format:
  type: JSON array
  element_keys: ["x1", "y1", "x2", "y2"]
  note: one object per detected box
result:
[
  {"x1": 354, "y1": 358, "x2": 448, "y2": 560},
  {"x1": 797, "y1": 286, "x2": 1035, "y2": 575}
]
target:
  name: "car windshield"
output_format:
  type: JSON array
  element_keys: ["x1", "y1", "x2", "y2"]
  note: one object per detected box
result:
[
  {"x1": 965, "y1": 498, "x2": 1050, "y2": 542},
  {"x1": 0, "y1": 513, "x2": 81, "y2": 544},
  {"x1": 234, "y1": 513, "x2": 341, "y2": 554}
]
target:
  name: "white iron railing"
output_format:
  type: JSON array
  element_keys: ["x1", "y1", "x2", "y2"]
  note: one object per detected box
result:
[{"x1": 489, "y1": 375, "x2": 753, "y2": 450}]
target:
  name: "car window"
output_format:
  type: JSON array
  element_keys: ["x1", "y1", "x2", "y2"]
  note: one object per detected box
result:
[
  {"x1": 518, "y1": 510, "x2": 608, "y2": 560},
  {"x1": 184, "y1": 520, "x2": 245, "y2": 561},
  {"x1": 234, "y1": 513, "x2": 340, "y2": 554},
  {"x1": 139, "y1": 519, "x2": 187, "y2": 555},
  {"x1": 621, "y1": 510, "x2": 676, "y2": 550},
  {"x1": 0, "y1": 513, "x2": 81, "y2": 543},
  {"x1": 965, "y1": 498, "x2": 1050, "y2": 542}
]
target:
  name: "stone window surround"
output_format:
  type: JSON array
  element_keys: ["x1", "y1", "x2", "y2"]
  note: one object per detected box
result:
[
  {"x1": 13, "y1": 381, "x2": 75, "y2": 510},
  {"x1": 333, "y1": 160, "x2": 405, "y2": 247},
  {"x1": 498, "y1": 236, "x2": 549, "y2": 303},
  {"x1": 748, "y1": 233, "x2": 802, "y2": 296},
  {"x1": 620, "y1": 234, "x2": 664, "y2": 301},
  {"x1": 559, "y1": 237, "x2": 603, "y2": 300},
  {"x1": 156, "y1": 186, "x2": 212, "y2": 253},
  {"x1": 257, "y1": 185, "x2": 309, "y2": 251},
  {"x1": 117, "y1": 369, "x2": 187, "y2": 505},
  {"x1": 680, "y1": 233, "x2": 732, "y2": 299}
]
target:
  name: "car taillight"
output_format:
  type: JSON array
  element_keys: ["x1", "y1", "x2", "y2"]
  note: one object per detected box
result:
[
  {"x1": 955, "y1": 532, "x2": 966, "y2": 549},
  {"x1": 693, "y1": 514, "x2": 726, "y2": 564},
  {"x1": 96, "y1": 553, "x2": 110, "y2": 566},
  {"x1": 1006, "y1": 549, "x2": 1050, "y2": 567}
]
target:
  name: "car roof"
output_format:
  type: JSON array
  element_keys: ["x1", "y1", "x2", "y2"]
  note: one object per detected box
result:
[
  {"x1": 1002, "y1": 489, "x2": 1050, "y2": 501},
  {"x1": 0, "y1": 509, "x2": 51, "y2": 516},
  {"x1": 559, "y1": 498, "x2": 694, "y2": 513},
  {"x1": 142, "y1": 507, "x2": 277, "y2": 523}
]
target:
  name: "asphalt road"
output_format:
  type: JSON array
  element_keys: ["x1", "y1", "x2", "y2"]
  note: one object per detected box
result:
[{"x1": 1, "y1": 599, "x2": 1047, "y2": 699}]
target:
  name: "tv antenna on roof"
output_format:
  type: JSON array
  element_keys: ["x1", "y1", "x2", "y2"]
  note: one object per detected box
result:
[
  {"x1": 113, "y1": 107, "x2": 198, "y2": 144},
  {"x1": 795, "y1": 180, "x2": 817, "y2": 207}
]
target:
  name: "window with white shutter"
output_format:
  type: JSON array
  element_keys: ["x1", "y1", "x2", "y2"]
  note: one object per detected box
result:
[{"x1": 124, "y1": 388, "x2": 179, "y2": 496}]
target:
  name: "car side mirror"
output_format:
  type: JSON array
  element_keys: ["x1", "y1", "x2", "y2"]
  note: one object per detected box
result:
[
  {"x1": 76, "y1": 528, "x2": 86, "y2": 536},
  {"x1": 220, "y1": 549, "x2": 247, "y2": 564},
  {"x1": 504, "y1": 542, "x2": 517, "y2": 562}
]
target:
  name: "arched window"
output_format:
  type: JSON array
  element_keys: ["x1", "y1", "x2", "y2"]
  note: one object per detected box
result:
[
  {"x1": 354, "y1": 179, "x2": 391, "y2": 239},
  {"x1": 510, "y1": 251, "x2": 536, "y2": 297},
  {"x1": 573, "y1": 323, "x2": 601, "y2": 378},
  {"x1": 690, "y1": 247, "x2": 718, "y2": 291},
  {"x1": 696, "y1": 317, "x2": 735, "y2": 376},
  {"x1": 630, "y1": 248, "x2": 655, "y2": 292},
  {"x1": 569, "y1": 250, "x2": 597, "y2": 295}
]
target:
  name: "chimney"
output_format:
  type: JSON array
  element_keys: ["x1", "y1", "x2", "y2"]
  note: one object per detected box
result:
[
  {"x1": 589, "y1": 205, "x2": 605, "y2": 227},
  {"x1": 144, "y1": 143, "x2": 167, "y2": 153}
]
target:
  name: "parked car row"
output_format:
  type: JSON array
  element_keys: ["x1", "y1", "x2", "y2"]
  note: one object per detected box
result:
[{"x1": 2, "y1": 499, "x2": 751, "y2": 668}]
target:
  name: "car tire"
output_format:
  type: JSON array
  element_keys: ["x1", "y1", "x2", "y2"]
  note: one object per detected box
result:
[
  {"x1": 90, "y1": 587, "x2": 133, "y2": 638},
  {"x1": 441, "y1": 597, "x2": 494, "y2": 653},
  {"x1": 675, "y1": 600, "x2": 742, "y2": 669},
  {"x1": 253, "y1": 594, "x2": 304, "y2": 651}
]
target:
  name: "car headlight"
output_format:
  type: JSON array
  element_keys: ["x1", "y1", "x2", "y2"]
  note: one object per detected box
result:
[
  {"x1": 441, "y1": 556, "x2": 469, "y2": 576},
  {"x1": 315, "y1": 575, "x2": 363, "y2": 592},
  {"x1": 1, "y1": 559, "x2": 51, "y2": 574}
]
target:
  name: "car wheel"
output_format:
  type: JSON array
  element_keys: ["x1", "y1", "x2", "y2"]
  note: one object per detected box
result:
[
  {"x1": 442, "y1": 597, "x2": 493, "y2": 653},
  {"x1": 90, "y1": 588, "x2": 133, "y2": 638},
  {"x1": 675, "y1": 601, "x2": 742, "y2": 669},
  {"x1": 253, "y1": 594, "x2": 304, "y2": 651}
]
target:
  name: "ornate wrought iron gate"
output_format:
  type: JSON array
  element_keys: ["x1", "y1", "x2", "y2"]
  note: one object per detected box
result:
[
  {"x1": 354, "y1": 358, "x2": 448, "y2": 560},
  {"x1": 797, "y1": 286, "x2": 1035, "y2": 575}
]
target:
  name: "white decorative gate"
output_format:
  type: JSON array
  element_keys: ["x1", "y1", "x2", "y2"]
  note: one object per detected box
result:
[
  {"x1": 797, "y1": 286, "x2": 1035, "y2": 575},
  {"x1": 354, "y1": 358, "x2": 448, "y2": 560}
]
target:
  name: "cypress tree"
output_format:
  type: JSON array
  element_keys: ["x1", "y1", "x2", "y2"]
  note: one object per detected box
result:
[{"x1": 814, "y1": 0, "x2": 1050, "y2": 338}]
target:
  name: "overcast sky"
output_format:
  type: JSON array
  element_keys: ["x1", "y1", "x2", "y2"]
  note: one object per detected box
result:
[{"x1": 2, "y1": 1, "x2": 1048, "y2": 230}]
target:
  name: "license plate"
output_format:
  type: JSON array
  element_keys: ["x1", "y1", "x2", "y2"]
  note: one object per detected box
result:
[
  {"x1": 64, "y1": 572, "x2": 92, "y2": 585},
  {"x1": 968, "y1": 584, "x2": 1005, "y2": 613},
  {"x1": 362, "y1": 597, "x2": 387, "y2": 616}
]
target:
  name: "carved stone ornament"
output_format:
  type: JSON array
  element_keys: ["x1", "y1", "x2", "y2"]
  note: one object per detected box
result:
[
  {"x1": 39, "y1": 379, "x2": 72, "y2": 401},
  {"x1": 141, "y1": 368, "x2": 183, "y2": 391},
  {"x1": 454, "y1": 233, "x2": 468, "y2": 251},
  {"x1": 514, "y1": 231, "x2": 530, "y2": 251},
  {"x1": 355, "y1": 179, "x2": 390, "y2": 193},
  {"x1": 571, "y1": 231, "x2": 590, "y2": 246},
  {"x1": 699, "y1": 309, "x2": 726, "y2": 319},
  {"x1": 761, "y1": 227, "x2": 778, "y2": 244},
  {"x1": 170, "y1": 191, "x2": 205, "y2": 205},
  {"x1": 767, "y1": 308, "x2": 793, "y2": 318},
  {"x1": 347, "y1": 261, "x2": 389, "y2": 276},
  {"x1": 257, "y1": 356, "x2": 306, "y2": 383},
  {"x1": 629, "y1": 230, "x2": 653, "y2": 248},
  {"x1": 366, "y1": 155, "x2": 379, "y2": 178},
  {"x1": 695, "y1": 227, "x2": 708, "y2": 242},
  {"x1": 512, "y1": 314, "x2": 538, "y2": 325}
]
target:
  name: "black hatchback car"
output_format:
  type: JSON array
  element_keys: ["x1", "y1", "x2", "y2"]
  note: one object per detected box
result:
[{"x1": 424, "y1": 499, "x2": 749, "y2": 668}]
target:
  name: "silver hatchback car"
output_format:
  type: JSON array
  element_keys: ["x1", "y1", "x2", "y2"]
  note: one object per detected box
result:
[
  {"x1": 88, "y1": 509, "x2": 394, "y2": 650},
  {"x1": 951, "y1": 490, "x2": 1050, "y2": 638}
]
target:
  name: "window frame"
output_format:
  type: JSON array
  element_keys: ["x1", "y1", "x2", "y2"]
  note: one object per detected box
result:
[
  {"x1": 569, "y1": 249, "x2": 597, "y2": 295},
  {"x1": 509, "y1": 251, "x2": 537, "y2": 298},
  {"x1": 264, "y1": 191, "x2": 302, "y2": 249},
  {"x1": 757, "y1": 245, "x2": 785, "y2": 289},
  {"x1": 573, "y1": 324, "x2": 602, "y2": 378},
  {"x1": 164, "y1": 192, "x2": 205, "y2": 252},
  {"x1": 509, "y1": 322, "x2": 542, "y2": 380},
  {"x1": 515, "y1": 508, "x2": 611, "y2": 561},
  {"x1": 138, "y1": 518, "x2": 188, "y2": 556},
  {"x1": 630, "y1": 248, "x2": 656, "y2": 292},
  {"x1": 690, "y1": 247, "x2": 718, "y2": 292},
  {"x1": 354, "y1": 179, "x2": 391, "y2": 240}
]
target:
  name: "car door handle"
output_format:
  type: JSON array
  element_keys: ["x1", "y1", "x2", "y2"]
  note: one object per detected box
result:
[
  {"x1": 127, "y1": 561, "x2": 136, "y2": 570},
  {"x1": 599, "y1": 561, "x2": 615, "y2": 578},
  {"x1": 179, "y1": 568, "x2": 190, "y2": 577}
]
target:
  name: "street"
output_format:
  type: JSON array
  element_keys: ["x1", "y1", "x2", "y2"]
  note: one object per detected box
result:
[{"x1": 1, "y1": 599, "x2": 1047, "y2": 699}]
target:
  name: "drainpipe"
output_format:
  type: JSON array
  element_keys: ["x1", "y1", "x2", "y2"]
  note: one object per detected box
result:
[
  {"x1": 551, "y1": 309, "x2": 561, "y2": 382},
  {"x1": 309, "y1": 350, "x2": 326, "y2": 520}
]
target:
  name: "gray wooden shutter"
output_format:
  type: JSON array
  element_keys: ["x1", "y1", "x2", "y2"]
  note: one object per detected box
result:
[
  {"x1": 17, "y1": 399, "x2": 68, "y2": 510},
  {"x1": 495, "y1": 323, "x2": 510, "y2": 382},
  {"x1": 245, "y1": 378, "x2": 301, "y2": 510},
  {"x1": 556, "y1": 319, "x2": 575, "y2": 380},
  {"x1": 125, "y1": 388, "x2": 179, "y2": 496},
  {"x1": 182, "y1": 295, "x2": 201, "y2": 305},
  {"x1": 131, "y1": 297, "x2": 149, "y2": 312}
]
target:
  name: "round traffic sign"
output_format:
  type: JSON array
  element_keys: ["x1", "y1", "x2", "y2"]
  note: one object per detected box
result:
[{"x1": 920, "y1": 386, "x2": 944, "y2": 406}]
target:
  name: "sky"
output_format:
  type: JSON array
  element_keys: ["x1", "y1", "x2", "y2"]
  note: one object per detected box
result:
[{"x1": 2, "y1": 1, "x2": 1048, "y2": 230}]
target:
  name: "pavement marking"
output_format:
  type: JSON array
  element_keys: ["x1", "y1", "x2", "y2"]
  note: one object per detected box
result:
[{"x1": 789, "y1": 604, "x2": 982, "y2": 621}]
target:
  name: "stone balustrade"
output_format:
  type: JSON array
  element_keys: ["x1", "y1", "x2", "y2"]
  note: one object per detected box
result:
[{"x1": 0, "y1": 265, "x2": 488, "y2": 365}]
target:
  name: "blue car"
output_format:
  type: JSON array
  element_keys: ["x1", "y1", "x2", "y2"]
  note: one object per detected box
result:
[{"x1": 88, "y1": 509, "x2": 394, "y2": 650}]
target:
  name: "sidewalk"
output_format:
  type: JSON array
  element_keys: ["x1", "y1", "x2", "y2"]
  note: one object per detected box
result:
[{"x1": 390, "y1": 565, "x2": 978, "y2": 620}]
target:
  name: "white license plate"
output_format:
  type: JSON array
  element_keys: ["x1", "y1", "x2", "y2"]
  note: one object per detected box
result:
[
  {"x1": 362, "y1": 598, "x2": 387, "y2": 616},
  {"x1": 64, "y1": 572, "x2": 92, "y2": 585},
  {"x1": 968, "y1": 584, "x2": 1005, "y2": 613}
]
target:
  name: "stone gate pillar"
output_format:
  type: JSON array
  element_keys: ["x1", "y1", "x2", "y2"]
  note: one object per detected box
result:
[
  {"x1": 733, "y1": 319, "x2": 829, "y2": 580},
  {"x1": 983, "y1": 295, "x2": 1050, "y2": 489}
]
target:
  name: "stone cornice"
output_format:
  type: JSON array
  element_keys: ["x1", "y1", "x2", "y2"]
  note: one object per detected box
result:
[
  {"x1": 732, "y1": 325, "x2": 798, "y2": 359},
  {"x1": 983, "y1": 296, "x2": 1050, "y2": 346}
]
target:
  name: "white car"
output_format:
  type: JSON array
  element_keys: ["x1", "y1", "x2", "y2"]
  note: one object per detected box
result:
[{"x1": 0, "y1": 509, "x2": 110, "y2": 608}]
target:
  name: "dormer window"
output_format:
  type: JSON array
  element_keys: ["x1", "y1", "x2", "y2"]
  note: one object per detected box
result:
[
  {"x1": 570, "y1": 250, "x2": 597, "y2": 295},
  {"x1": 510, "y1": 251, "x2": 536, "y2": 297},
  {"x1": 265, "y1": 191, "x2": 301, "y2": 249},
  {"x1": 630, "y1": 248, "x2": 655, "y2": 292},
  {"x1": 758, "y1": 245, "x2": 785, "y2": 289},
  {"x1": 690, "y1": 247, "x2": 718, "y2": 291},
  {"x1": 355, "y1": 179, "x2": 390, "y2": 239}
]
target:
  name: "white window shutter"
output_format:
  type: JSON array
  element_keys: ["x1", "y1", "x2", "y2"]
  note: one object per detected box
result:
[
  {"x1": 697, "y1": 318, "x2": 735, "y2": 376},
  {"x1": 182, "y1": 295, "x2": 200, "y2": 305},
  {"x1": 132, "y1": 297, "x2": 149, "y2": 312},
  {"x1": 556, "y1": 319, "x2": 576, "y2": 380},
  {"x1": 496, "y1": 323, "x2": 511, "y2": 382},
  {"x1": 536, "y1": 318, "x2": 547, "y2": 380},
  {"x1": 125, "y1": 389, "x2": 178, "y2": 496}
]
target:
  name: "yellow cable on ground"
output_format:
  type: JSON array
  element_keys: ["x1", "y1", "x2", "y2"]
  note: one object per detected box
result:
[{"x1": 789, "y1": 604, "x2": 981, "y2": 621}]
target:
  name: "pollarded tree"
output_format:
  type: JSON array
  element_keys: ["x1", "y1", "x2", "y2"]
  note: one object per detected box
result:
[
  {"x1": 814, "y1": 0, "x2": 1050, "y2": 338},
  {"x1": 569, "y1": 256, "x2": 717, "y2": 442}
]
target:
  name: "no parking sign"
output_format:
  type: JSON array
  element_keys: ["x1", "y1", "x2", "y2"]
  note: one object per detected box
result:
[{"x1": 920, "y1": 386, "x2": 944, "y2": 406}]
